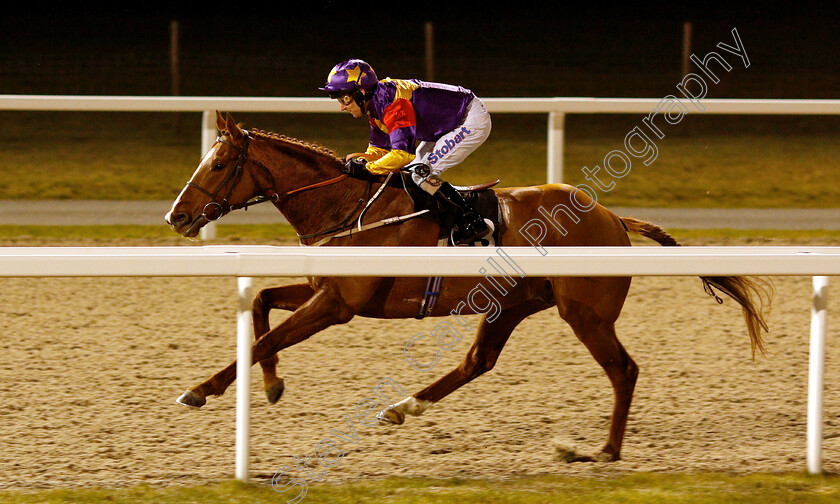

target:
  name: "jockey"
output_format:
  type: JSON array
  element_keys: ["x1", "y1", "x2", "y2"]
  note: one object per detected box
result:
[{"x1": 320, "y1": 58, "x2": 492, "y2": 245}]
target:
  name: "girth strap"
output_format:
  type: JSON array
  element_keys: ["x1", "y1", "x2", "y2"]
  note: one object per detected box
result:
[{"x1": 416, "y1": 238, "x2": 449, "y2": 319}]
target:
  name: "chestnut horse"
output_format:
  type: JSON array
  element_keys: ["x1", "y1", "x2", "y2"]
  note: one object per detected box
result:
[{"x1": 165, "y1": 112, "x2": 771, "y2": 462}]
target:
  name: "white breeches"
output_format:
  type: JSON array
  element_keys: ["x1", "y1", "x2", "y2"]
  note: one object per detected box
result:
[{"x1": 412, "y1": 97, "x2": 492, "y2": 194}]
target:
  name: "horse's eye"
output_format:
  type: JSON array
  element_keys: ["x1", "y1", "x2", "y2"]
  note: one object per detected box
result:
[{"x1": 213, "y1": 163, "x2": 225, "y2": 172}]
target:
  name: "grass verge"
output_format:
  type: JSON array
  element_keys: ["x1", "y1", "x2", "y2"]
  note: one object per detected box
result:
[
  {"x1": 3, "y1": 472, "x2": 840, "y2": 504},
  {"x1": 0, "y1": 224, "x2": 300, "y2": 245},
  {"x1": 3, "y1": 112, "x2": 840, "y2": 208}
]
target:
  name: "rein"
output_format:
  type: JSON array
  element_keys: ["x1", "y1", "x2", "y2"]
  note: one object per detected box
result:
[
  {"x1": 285, "y1": 173, "x2": 349, "y2": 197},
  {"x1": 298, "y1": 172, "x2": 430, "y2": 246}
]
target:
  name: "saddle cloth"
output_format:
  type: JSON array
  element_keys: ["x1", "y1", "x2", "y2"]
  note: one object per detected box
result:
[{"x1": 396, "y1": 172, "x2": 503, "y2": 319}]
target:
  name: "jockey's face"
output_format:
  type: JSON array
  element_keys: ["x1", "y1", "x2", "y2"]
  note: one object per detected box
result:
[{"x1": 336, "y1": 90, "x2": 366, "y2": 118}]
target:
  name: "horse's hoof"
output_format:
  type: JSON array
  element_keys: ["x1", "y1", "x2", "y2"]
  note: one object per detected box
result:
[
  {"x1": 594, "y1": 451, "x2": 619, "y2": 462},
  {"x1": 265, "y1": 379, "x2": 285, "y2": 404},
  {"x1": 376, "y1": 407, "x2": 405, "y2": 425},
  {"x1": 176, "y1": 390, "x2": 206, "y2": 409}
]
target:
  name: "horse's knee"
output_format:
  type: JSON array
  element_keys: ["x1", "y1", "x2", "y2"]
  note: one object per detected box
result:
[
  {"x1": 329, "y1": 292, "x2": 362, "y2": 325},
  {"x1": 332, "y1": 298, "x2": 357, "y2": 324},
  {"x1": 252, "y1": 288, "x2": 272, "y2": 318},
  {"x1": 253, "y1": 284, "x2": 316, "y2": 316}
]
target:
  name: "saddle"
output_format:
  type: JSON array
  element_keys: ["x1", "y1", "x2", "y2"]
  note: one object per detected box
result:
[{"x1": 395, "y1": 172, "x2": 503, "y2": 247}]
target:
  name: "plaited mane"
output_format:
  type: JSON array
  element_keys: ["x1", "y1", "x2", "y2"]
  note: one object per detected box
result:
[{"x1": 248, "y1": 129, "x2": 342, "y2": 162}]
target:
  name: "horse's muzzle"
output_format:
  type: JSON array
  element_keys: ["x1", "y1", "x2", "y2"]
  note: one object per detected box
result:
[
  {"x1": 164, "y1": 211, "x2": 204, "y2": 237},
  {"x1": 165, "y1": 211, "x2": 188, "y2": 227}
]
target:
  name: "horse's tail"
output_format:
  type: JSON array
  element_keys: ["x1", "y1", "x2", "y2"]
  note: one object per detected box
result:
[{"x1": 620, "y1": 216, "x2": 774, "y2": 358}]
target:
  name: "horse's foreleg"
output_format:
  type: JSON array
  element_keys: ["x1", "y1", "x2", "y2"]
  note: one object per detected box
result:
[
  {"x1": 177, "y1": 289, "x2": 352, "y2": 408},
  {"x1": 378, "y1": 301, "x2": 546, "y2": 425},
  {"x1": 252, "y1": 282, "x2": 315, "y2": 404}
]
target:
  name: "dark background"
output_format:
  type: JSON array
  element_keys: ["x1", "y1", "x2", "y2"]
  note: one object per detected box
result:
[{"x1": 2, "y1": 3, "x2": 836, "y2": 99}]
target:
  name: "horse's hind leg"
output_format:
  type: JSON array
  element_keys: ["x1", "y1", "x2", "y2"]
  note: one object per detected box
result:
[
  {"x1": 252, "y1": 282, "x2": 315, "y2": 404},
  {"x1": 378, "y1": 300, "x2": 548, "y2": 425},
  {"x1": 554, "y1": 277, "x2": 637, "y2": 462}
]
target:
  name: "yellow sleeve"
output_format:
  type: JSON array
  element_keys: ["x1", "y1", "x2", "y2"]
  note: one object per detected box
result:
[
  {"x1": 364, "y1": 145, "x2": 390, "y2": 160},
  {"x1": 366, "y1": 149, "x2": 415, "y2": 175}
]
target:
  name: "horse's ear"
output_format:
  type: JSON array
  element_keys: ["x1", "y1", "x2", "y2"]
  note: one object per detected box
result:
[
  {"x1": 225, "y1": 113, "x2": 244, "y2": 143},
  {"x1": 215, "y1": 110, "x2": 226, "y2": 132}
]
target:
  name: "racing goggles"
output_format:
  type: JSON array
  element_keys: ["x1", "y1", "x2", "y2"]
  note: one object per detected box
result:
[{"x1": 329, "y1": 92, "x2": 355, "y2": 106}]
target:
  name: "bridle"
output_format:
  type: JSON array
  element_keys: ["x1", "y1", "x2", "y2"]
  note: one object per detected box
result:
[
  {"x1": 187, "y1": 132, "x2": 267, "y2": 221},
  {"x1": 187, "y1": 131, "x2": 348, "y2": 221}
]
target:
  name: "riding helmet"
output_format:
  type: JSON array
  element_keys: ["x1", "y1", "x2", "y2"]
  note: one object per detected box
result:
[{"x1": 320, "y1": 59, "x2": 379, "y2": 95}]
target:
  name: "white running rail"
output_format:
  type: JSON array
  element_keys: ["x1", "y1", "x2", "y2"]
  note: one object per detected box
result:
[{"x1": 0, "y1": 245, "x2": 837, "y2": 477}]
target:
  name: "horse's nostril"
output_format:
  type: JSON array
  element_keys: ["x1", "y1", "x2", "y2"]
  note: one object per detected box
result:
[{"x1": 167, "y1": 212, "x2": 189, "y2": 226}]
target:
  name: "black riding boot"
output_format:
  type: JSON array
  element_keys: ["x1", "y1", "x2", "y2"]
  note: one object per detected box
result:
[{"x1": 435, "y1": 182, "x2": 491, "y2": 245}]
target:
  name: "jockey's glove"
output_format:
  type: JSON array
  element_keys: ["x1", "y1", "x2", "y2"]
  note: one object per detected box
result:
[{"x1": 342, "y1": 157, "x2": 370, "y2": 178}]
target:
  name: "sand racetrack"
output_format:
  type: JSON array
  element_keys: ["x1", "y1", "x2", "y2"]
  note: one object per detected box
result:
[{"x1": 1, "y1": 236, "x2": 840, "y2": 492}]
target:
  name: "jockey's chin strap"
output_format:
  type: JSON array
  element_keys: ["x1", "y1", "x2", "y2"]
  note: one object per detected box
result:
[{"x1": 189, "y1": 131, "x2": 349, "y2": 222}]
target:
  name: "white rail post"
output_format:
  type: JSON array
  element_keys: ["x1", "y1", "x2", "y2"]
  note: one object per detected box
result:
[
  {"x1": 547, "y1": 111, "x2": 564, "y2": 184},
  {"x1": 200, "y1": 110, "x2": 218, "y2": 240},
  {"x1": 235, "y1": 276, "x2": 254, "y2": 482},
  {"x1": 808, "y1": 275, "x2": 829, "y2": 474}
]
